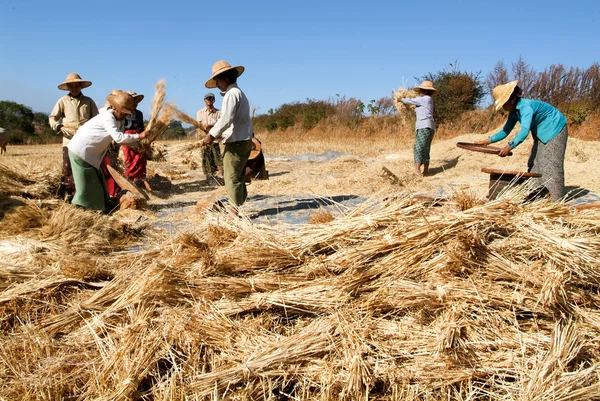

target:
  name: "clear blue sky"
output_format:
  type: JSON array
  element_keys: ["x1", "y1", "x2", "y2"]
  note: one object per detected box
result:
[{"x1": 1, "y1": 0, "x2": 598, "y2": 118}]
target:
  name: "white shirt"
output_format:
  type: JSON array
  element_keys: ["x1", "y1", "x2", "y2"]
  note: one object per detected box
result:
[
  {"x1": 209, "y1": 83, "x2": 253, "y2": 143},
  {"x1": 67, "y1": 109, "x2": 140, "y2": 169}
]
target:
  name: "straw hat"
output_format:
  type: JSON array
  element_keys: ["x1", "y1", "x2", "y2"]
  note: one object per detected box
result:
[
  {"x1": 249, "y1": 137, "x2": 262, "y2": 160},
  {"x1": 126, "y1": 90, "x2": 145, "y2": 104},
  {"x1": 205, "y1": 60, "x2": 245, "y2": 89},
  {"x1": 414, "y1": 81, "x2": 438, "y2": 95},
  {"x1": 106, "y1": 92, "x2": 135, "y2": 115},
  {"x1": 57, "y1": 73, "x2": 92, "y2": 91},
  {"x1": 492, "y1": 80, "x2": 519, "y2": 111}
]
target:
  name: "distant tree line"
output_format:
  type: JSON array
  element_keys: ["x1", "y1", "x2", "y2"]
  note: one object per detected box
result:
[
  {"x1": 487, "y1": 57, "x2": 600, "y2": 125},
  {"x1": 2, "y1": 58, "x2": 599, "y2": 143},
  {"x1": 0, "y1": 100, "x2": 189, "y2": 145}
]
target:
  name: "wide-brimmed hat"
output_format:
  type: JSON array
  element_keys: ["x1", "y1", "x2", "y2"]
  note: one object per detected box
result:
[
  {"x1": 58, "y1": 73, "x2": 92, "y2": 91},
  {"x1": 106, "y1": 92, "x2": 135, "y2": 115},
  {"x1": 414, "y1": 80, "x2": 438, "y2": 95},
  {"x1": 492, "y1": 80, "x2": 519, "y2": 111},
  {"x1": 205, "y1": 60, "x2": 245, "y2": 89},
  {"x1": 126, "y1": 90, "x2": 145, "y2": 104}
]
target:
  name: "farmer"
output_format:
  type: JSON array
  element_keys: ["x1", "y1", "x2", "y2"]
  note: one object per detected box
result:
[
  {"x1": 197, "y1": 92, "x2": 223, "y2": 180},
  {"x1": 67, "y1": 92, "x2": 146, "y2": 212},
  {"x1": 121, "y1": 91, "x2": 148, "y2": 183},
  {"x1": 400, "y1": 81, "x2": 437, "y2": 176},
  {"x1": 49, "y1": 73, "x2": 99, "y2": 200},
  {"x1": 474, "y1": 80, "x2": 568, "y2": 201},
  {"x1": 201, "y1": 60, "x2": 253, "y2": 207},
  {"x1": 98, "y1": 89, "x2": 127, "y2": 197}
]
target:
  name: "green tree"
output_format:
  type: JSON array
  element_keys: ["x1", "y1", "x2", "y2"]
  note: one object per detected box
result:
[
  {"x1": 32, "y1": 111, "x2": 60, "y2": 144},
  {"x1": 420, "y1": 63, "x2": 486, "y2": 123},
  {"x1": 0, "y1": 100, "x2": 35, "y2": 144},
  {"x1": 161, "y1": 120, "x2": 187, "y2": 139}
]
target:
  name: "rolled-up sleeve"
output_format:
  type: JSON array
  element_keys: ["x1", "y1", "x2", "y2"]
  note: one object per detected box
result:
[{"x1": 48, "y1": 99, "x2": 64, "y2": 131}]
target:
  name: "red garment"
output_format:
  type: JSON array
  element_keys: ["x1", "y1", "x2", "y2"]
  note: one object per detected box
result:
[
  {"x1": 122, "y1": 143, "x2": 147, "y2": 181},
  {"x1": 100, "y1": 154, "x2": 120, "y2": 197}
]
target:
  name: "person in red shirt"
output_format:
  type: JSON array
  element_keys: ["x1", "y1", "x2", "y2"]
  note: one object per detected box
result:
[{"x1": 121, "y1": 91, "x2": 147, "y2": 183}]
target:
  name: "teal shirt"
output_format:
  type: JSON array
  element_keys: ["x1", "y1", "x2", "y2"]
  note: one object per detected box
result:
[{"x1": 489, "y1": 98, "x2": 567, "y2": 149}]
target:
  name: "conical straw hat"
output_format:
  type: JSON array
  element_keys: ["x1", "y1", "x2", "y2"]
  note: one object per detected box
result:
[
  {"x1": 106, "y1": 92, "x2": 135, "y2": 115},
  {"x1": 492, "y1": 80, "x2": 519, "y2": 111},
  {"x1": 126, "y1": 90, "x2": 145, "y2": 104},
  {"x1": 205, "y1": 60, "x2": 245, "y2": 89},
  {"x1": 415, "y1": 80, "x2": 438, "y2": 95},
  {"x1": 57, "y1": 73, "x2": 92, "y2": 90}
]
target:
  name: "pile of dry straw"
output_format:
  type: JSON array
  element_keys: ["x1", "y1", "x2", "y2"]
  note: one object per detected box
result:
[{"x1": 2, "y1": 165, "x2": 600, "y2": 400}]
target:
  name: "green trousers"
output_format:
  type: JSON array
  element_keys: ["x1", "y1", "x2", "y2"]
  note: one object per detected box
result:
[
  {"x1": 223, "y1": 139, "x2": 252, "y2": 206},
  {"x1": 69, "y1": 150, "x2": 110, "y2": 211},
  {"x1": 202, "y1": 143, "x2": 223, "y2": 176}
]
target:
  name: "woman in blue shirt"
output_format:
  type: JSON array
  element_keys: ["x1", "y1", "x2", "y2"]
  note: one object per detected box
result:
[{"x1": 475, "y1": 80, "x2": 568, "y2": 201}]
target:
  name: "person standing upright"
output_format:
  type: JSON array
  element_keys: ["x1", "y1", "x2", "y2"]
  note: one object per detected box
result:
[
  {"x1": 196, "y1": 92, "x2": 223, "y2": 179},
  {"x1": 49, "y1": 73, "x2": 99, "y2": 200},
  {"x1": 201, "y1": 61, "x2": 253, "y2": 207},
  {"x1": 400, "y1": 81, "x2": 438, "y2": 176}
]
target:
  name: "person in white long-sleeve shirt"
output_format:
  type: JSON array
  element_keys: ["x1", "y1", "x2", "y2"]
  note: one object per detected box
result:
[
  {"x1": 67, "y1": 92, "x2": 146, "y2": 211},
  {"x1": 202, "y1": 60, "x2": 253, "y2": 207},
  {"x1": 401, "y1": 80, "x2": 438, "y2": 176}
]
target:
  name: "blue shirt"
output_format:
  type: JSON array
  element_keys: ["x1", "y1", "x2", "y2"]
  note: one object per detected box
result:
[
  {"x1": 489, "y1": 98, "x2": 566, "y2": 149},
  {"x1": 401, "y1": 95, "x2": 435, "y2": 130}
]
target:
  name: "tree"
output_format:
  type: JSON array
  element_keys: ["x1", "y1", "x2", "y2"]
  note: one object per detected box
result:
[
  {"x1": 32, "y1": 111, "x2": 60, "y2": 144},
  {"x1": 420, "y1": 63, "x2": 486, "y2": 123},
  {"x1": 486, "y1": 60, "x2": 510, "y2": 94},
  {"x1": 0, "y1": 101, "x2": 35, "y2": 144},
  {"x1": 375, "y1": 96, "x2": 396, "y2": 116},
  {"x1": 161, "y1": 120, "x2": 187, "y2": 140},
  {"x1": 511, "y1": 56, "x2": 537, "y2": 96}
]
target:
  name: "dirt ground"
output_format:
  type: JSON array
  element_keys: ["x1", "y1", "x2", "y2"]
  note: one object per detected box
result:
[{"x1": 3, "y1": 133, "x2": 599, "y2": 225}]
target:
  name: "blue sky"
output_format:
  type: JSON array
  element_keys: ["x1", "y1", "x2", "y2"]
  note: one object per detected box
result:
[{"x1": 1, "y1": 0, "x2": 598, "y2": 118}]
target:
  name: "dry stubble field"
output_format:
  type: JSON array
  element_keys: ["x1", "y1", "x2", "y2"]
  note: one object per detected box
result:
[{"x1": 1, "y1": 130, "x2": 600, "y2": 400}]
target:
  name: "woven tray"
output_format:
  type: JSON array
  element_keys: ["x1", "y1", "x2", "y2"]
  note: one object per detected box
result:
[
  {"x1": 481, "y1": 168, "x2": 542, "y2": 178},
  {"x1": 456, "y1": 142, "x2": 513, "y2": 156}
]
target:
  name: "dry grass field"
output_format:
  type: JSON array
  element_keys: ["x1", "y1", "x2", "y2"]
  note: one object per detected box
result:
[{"x1": 1, "y1": 128, "x2": 600, "y2": 400}]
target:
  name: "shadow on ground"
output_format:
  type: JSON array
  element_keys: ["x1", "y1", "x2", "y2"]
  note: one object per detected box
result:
[{"x1": 427, "y1": 156, "x2": 461, "y2": 177}]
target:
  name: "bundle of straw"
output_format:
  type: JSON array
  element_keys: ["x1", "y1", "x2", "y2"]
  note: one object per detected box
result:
[
  {"x1": 393, "y1": 87, "x2": 419, "y2": 125},
  {"x1": 140, "y1": 79, "x2": 173, "y2": 146},
  {"x1": 164, "y1": 104, "x2": 201, "y2": 130}
]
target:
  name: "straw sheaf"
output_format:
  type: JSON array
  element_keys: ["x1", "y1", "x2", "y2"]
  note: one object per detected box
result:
[
  {"x1": 392, "y1": 87, "x2": 419, "y2": 125},
  {"x1": 2, "y1": 188, "x2": 600, "y2": 399}
]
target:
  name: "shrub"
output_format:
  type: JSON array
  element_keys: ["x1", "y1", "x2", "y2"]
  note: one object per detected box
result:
[{"x1": 420, "y1": 63, "x2": 486, "y2": 124}]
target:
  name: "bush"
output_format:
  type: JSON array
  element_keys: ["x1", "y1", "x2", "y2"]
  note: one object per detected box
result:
[{"x1": 420, "y1": 64, "x2": 486, "y2": 124}]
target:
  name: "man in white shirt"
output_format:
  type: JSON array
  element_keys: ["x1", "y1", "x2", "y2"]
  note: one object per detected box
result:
[
  {"x1": 202, "y1": 60, "x2": 253, "y2": 207},
  {"x1": 196, "y1": 92, "x2": 223, "y2": 179},
  {"x1": 68, "y1": 92, "x2": 146, "y2": 212}
]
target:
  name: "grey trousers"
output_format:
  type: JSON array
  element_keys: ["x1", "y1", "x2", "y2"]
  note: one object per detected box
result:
[{"x1": 528, "y1": 125, "x2": 568, "y2": 201}]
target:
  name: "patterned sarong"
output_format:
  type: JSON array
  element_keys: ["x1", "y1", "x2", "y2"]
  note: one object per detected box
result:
[
  {"x1": 414, "y1": 128, "x2": 435, "y2": 164},
  {"x1": 527, "y1": 124, "x2": 568, "y2": 201}
]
